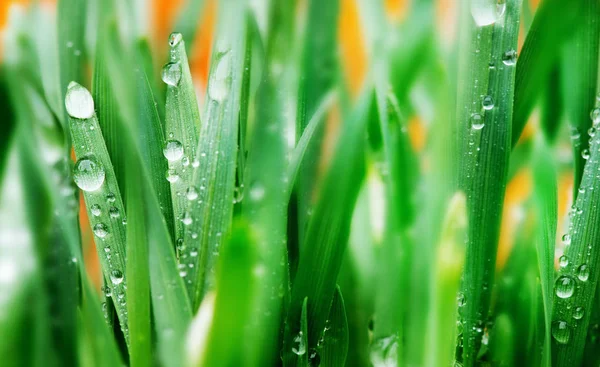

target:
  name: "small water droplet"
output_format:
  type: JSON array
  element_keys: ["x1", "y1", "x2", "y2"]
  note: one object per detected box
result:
[
  {"x1": 109, "y1": 207, "x2": 120, "y2": 218},
  {"x1": 106, "y1": 193, "x2": 116, "y2": 203},
  {"x1": 190, "y1": 247, "x2": 198, "y2": 257},
  {"x1": 589, "y1": 127, "x2": 597, "y2": 137},
  {"x1": 577, "y1": 264, "x2": 590, "y2": 281},
  {"x1": 166, "y1": 169, "x2": 180, "y2": 183},
  {"x1": 186, "y1": 186, "x2": 199, "y2": 200},
  {"x1": 562, "y1": 234, "x2": 571, "y2": 245},
  {"x1": 482, "y1": 95, "x2": 494, "y2": 110},
  {"x1": 370, "y1": 335, "x2": 399, "y2": 367},
  {"x1": 471, "y1": 113, "x2": 484, "y2": 130},
  {"x1": 501, "y1": 50, "x2": 517, "y2": 66},
  {"x1": 73, "y1": 156, "x2": 105, "y2": 191},
  {"x1": 233, "y1": 186, "x2": 244, "y2": 203},
  {"x1": 292, "y1": 331, "x2": 306, "y2": 356},
  {"x1": 110, "y1": 269, "x2": 124, "y2": 285},
  {"x1": 163, "y1": 140, "x2": 184, "y2": 161},
  {"x1": 555, "y1": 276, "x2": 575, "y2": 299},
  {"x1": 182, "y1": 156, "x2": 190, "y2": 167},
  {"x1": 591, "y1": 108, "x2": 600, "y2": 124},
  {"x1": 552, "y1": 321, "x2": 571, "y2": 344},
  {"x1": 168, "y1": 32, "x2": 183, "y2": 47},
  {"x1": 93, "y1": 223, "x2": 109, "y2": 238},
  {"x1": 250, "y1": 184, "x2": 265, "y2": 201},
  {"x1": 90, "y1": 204, "x2": 102, "y2": 216},
  {"x1": 582, "y1": 149, "x2": 590, "y2": 160},
  {"x1": 181, "y1": 212, "x2": 193, "y2": 226},
  {"x1": 161, "y1": 62, "x2": 182, "y2": 86},
  {"x1": 457, "y1": 292, "x2": 467, "y2": 307},
  {"x1": 559, "y1": 255, "x2": 569, "y2": 268},
  {"x1": 573, "y1": 307, "x2": 584, "y2": 320},
  {"x1": 65, "y1": 82, "x2": 95, "y2": 119},
  {"x1": 102, "y1": 285, "x2": 112, "y2": 297}
]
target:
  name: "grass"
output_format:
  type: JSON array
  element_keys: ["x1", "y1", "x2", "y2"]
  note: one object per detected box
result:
[{"x1": 1, "y1": 0, "x2": 600, "y2": 366}]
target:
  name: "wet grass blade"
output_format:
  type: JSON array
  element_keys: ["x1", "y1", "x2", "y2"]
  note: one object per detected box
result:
[
  {"x1": 282, "y1": 89, "x2": 370, "y2": 366},
  {"x1": 66, "y1": 82, "x2": 129, "y2": 342},
  {"x1": 319, "y1": 286, "x2": 349, "y2": 366},
  {"x1": 561, "y1": 0, "x2": 600, "y2": 196},
  {"x1": 455, "y1": 0, "x2": 521, "y2": 365},
  {"x1": 162, "y1": 33, "x2": 200, "y2": 255},
  {"x1": 532, "y1": 137, "x2": 558, "y2": 367},
  {"x1": 184, "y1": 0, "x2": 248, "y2": 309},
  {"x1": 511, "y1": 0, "x2": 585, "y2": 146}
]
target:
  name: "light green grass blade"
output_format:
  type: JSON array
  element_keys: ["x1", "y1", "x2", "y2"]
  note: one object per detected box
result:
[
  {"x1": 66, "y1": 82, "x2": 129, "y2": 342},
  {"x1": 282, "y1": 89, "x2": 370, "y2": 366},
  {"x1": 161, "y1": 33, "x2": 201, "y2": 258},
  {"x1": 183, "y1": 0, "x2": 248, "y2": 309},
  {"x1": 561, "y1": 0, "x2": 600, "y2": 197},
  {"x1": 455, "y1": 0, "x2": 521, "y2": 365},
  {"x1": 319, "y1": 286, "x2": 349, "y2": 366},
  {"x1": 532, "y1": 136, "x2": 558, "y2": 367},
  {"x1": 511, "y1": 0, "x2": 585, "y2": 146},
  {"x1": 200, "y1": 222, "x2": 256, "y2": 367},
  {"x1": 551, "y1": 110, "x2": 600, "y2": 365}
]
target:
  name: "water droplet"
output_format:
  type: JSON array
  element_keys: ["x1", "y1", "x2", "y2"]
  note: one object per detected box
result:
[
  {"x1": 582, "y1": 149, "x2": 590, "y2": 160},
  {"x1": 90, "y1": 204, "x2": 102, "y2": 216},
  {"x1": 190, "y1": 247, "x2": 198, "y2": 257},
  {"x1": 482, "y1": 95, "x2": 494, "y2": 110},
  {"x1": 471, "y1": 0, "x2": 506, "y2": 26},
  {"x1": 501, "y1": 50, "x2": 517, "y2": 66},
  {"x1": 552, "y1": 321, "x2": 571, "y2": 344},
  {"x1": 457, "y1": 292, "x2": 467, "y2": 307},
  {"x1": 104, "y1": 246, "x2": 111, "y2": 253},
  {"x1": 110, "y1": 269, "x2": 124, "y2": 285},
  {"x1": 589, "y1": 127, "x2": 597, "y2": 137},
  {"x1": 181, "y1": 212, "x2": 193, "y2": 226},
  {"x1": 166, "y1": 169, "x2": 180, "y2": 183},
  {"x1": 102, "y1": 285, "x2": 112, "y2": 297},
  {"x1": 168, "y1": 32, "x2": 183, "y2": 47},
  {"x1": 559, "y1": 255, "x2": 569, "y2": 268},
  {"x1": 292, "y1": 331, "x2": 306, "y2": 356},
  {"x1": 470, "y1": 113, "x2": 484, "y2": 130},
  {"x1": 573, "y1": 307, "x2": 584, "y2": 320},
  {"x1": 186, "y1": 186, "x2": 199, "y2": 200},
  {"x1": 192, "y1": 159, "x2": 200, "y2": 168},
  {"x1": 65, "y1": 82, "x2": 95, "y2": 119},
  {"x1": 161, "y1": 62, "x2": 182, "y2": 86},
  {"x1": 73, "y1": 156, "x2": 105, "y2": 191},
  {"x1": 591, "y1": 108, "x2": 600, "y2": 124},
  {"x1": 109, "y1": 206, "x2": 120, "y2": 218},
  {"x1": 182, "y1": 156, "x2": 190, "y2": 167},
  {"x1": 562, "y1": 234, "x2": 571, "y2": 245},
  {"x1": 250, "y1": 184, "x2": 265, "y2": 201},
  {"x1": 208, "y1": 50, "x2": 232, "y2": 102},
  {"x1": 233, "y1": 186, "x2": 244, "y2": 203},
  {"x1": 555, "y1": 276, "x2": 575, "y2": 299},
  {"x1": 106, "y1": 193, "x2": 116, "y2": 203},
  {"x1": 577, "y1": 264, "x2": 590, "y2": 281},
  {"x1": 163, "y1": 140, "x2": 184, "y2": 161},
  {"x1": 370, "y1": 335, "x2": 399, "y2": 367},
  {"x1": 93, "y1": 223, "x2": 109, "y2": 238}
]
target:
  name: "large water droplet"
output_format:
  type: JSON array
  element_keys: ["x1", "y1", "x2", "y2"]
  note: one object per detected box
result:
[
  {"x1": 577, "y1": 264, "x2": 590, "y2": 281},
  {"x1": 74, "y1": 156, "x2": 105, "y2": 191},
  {"x1": 573, "y1": 307, "x2": 584, "y2": 320},
  {"x1": 370, "y1": 335, "x2": 399, "y2": 367},
  {"x1": 501, "y1": 50, "x2": 517, "y2": 66},
  {"x1": 93, "y1": 223, "x2": 109, "y2": 238},
  {"x1": 555, "y1": 276, "x2": 575, "y2": 299},
  {"x1": 471, "y1": 113, "x2": 484, "y2": 130},
  {"x1": 551, "y1": 321, "x2": 571, "y2": 344},
  {"x1": 161, "y1": 62, "x2": 182, "y2": 86},
  {"x1": 168, "y1": 32, "x2": 183, "y2": 47},
  {"x1": 292, "y1": 331, "x2": 306, "y2": 356},
  {"x1": 471, "y1": 0, "x2": 506, "y2": 26},
  {"x1": 208, "y1": 50, "x2": 232, "y2": 102},
  {"x1": 110, "y1": 269, "x2": 124, "y2": 285},
  {"x1": 163, "y1": 140, "x2": 184, "y2": 161},
  {"x1": 482, "y1": 95, "x2": 494, "y2": 110},
  {"x1": 65, "y1": 82, "x2": 95, "y2": 119}
]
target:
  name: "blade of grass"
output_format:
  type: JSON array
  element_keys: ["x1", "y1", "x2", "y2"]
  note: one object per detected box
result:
[
  {"x1": 184, "y1": 0, "x2": 248, "y2": 309},
  {"x1": 282, "y1": 88, "x2": 370, "y2": 366},
  {"x1": 455, "y1": 0, "x2": 522, "y2": 365},
  {"x1": 532, "y1": 136, "x2": 558, "y2": 367},
  {"x1": 319, "y1": 286, "x2": 349, "y2": 366},
  {"x1": 172, "y1": 0, "x2": 206, "y2": 54}
]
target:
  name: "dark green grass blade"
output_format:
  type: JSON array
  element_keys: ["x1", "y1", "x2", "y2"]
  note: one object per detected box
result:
[
  {"x1": 511, "y1": 0, "x2": 585, "y2": 146},
  {"x1": 551, "y1": 113, "x2": 600, "y2": 365},
  {"x1": 319, "y1": 286, "x2": 349, "y2": 366},
  {"x1": 582, "y1": 287, "x2": 600, "y2": 365},
  {"x1": 561, "y1": 0, "x2": 600, "y2": 197},
  {"x1": 455, "y1": 0, "x2": 521, "y2": 365},
  {"x1": 135, "y1": 39, "x2": 175, "y2": 239},
  {"x1": 162, "y1": 33, "x2": 200, "y2": 255},
  {"x1": 200, "y1": 222, "x2": 256, "y2": 367},
  {"x1": 282, "y1": 89, "x2": 370, "y2": 366},
  {"x1": 173, "y1": 0, "x2": 206, "y2": 54},
  {"x1": 0, "y1": 67, "x2": 16, "y2": 198},
  {"x1": 295, "y1": 0, "x2": 340, "y2": 247},
  {"x1": 532, "y1": 137, "x2": 558, "y2": 367},
  {"x1": 184, "y1": 0, "x2": 248, "y2": 309},
  {"x1": 540, "y1": 64, "x2": 563, "y2": 144}
]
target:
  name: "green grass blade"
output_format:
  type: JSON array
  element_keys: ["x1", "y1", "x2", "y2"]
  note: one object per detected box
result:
[
  {"x1": 66, "y1": 82, "x2": 129, "y2": 341},
  {"x1": 561, "y1": 0, "x2": 600, "y2": 196},
  {"x1": 551, "y1": 112, "x2": 600, "y2": 366},
  {"x1": 161, "y1": 32, "x2": 201, "y2": 257},
  {"x1": 184, "y1": 0, "x2": 248, "y2": 309},
  {"x1": 511, "y1": 0, "x2": 585, "y2": 146},
  {"x1": 200, "y1": 222, "x2": 256, "y2": 367},
  {"x1": 0, "y1": 67, "x2": 16, "y2": 202},
  {"x1": 282, "y1": 89, "x2": 370, "y2": 366},
  {"x1": 173, "y1": 0, "x2": 206, "y2": 54},
  {"x1": 455, "y1": 0, "x2": 522, "y2": 364},
  {"x1": 532, "y1": 137, "x2": 558, "y2": 367},
  {"x1": 319, "y1": 286, "x2": 349, "y2": 366}
]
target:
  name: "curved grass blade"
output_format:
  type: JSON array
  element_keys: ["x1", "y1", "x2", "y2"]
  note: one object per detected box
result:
[
  {"x1": 511, "y1": 0, "x2": 585, "y2": 147},
  {"x1": 532, "y1": 136, "x2": 558, "y2": 367},
  {"x1": 66, "y1": 82, "x2": 129, "y2": 342},
  {"x1": 184, "y1": 0, "x2": 248, "y2": 309},
  {"x1": 455, "y1": 0, "x2": 521, "y2": 364},
  {"x1": 282, "y1": 89, "x2": 370, "y2": 366},
  {"x1": 551, "y1": 109, "x2": 600, "y2": 366},
  {"x1": 161, "y1": 33, "x2": 200, "y2": 254},
  {"x1": 561, "y1": 0, "x2": 600, "y2": 197},
  {"x1": 200, "y1": 222, "x2": 256, "y2": 367},
  {"x1": 319, "y1": 286, "x2": 349, "y2": 366}
]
